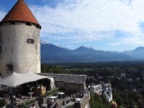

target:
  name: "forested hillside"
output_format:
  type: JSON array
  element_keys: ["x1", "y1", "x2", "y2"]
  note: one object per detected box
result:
[{"x1": 41, "y1": 61, "x2": 144, "y2": 108}]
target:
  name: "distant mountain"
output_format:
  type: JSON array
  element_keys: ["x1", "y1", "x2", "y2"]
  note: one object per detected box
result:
[
  {"x1": 124, "y1": 47, "x2": 144, "y2": 60},
  {"x1": 74, "y1": 46, "x2": 95, "y2": 52},
  {"x1": 41, "y1": 42, "x2": 134, "y2": 63},
  {"x1": 134, "y1": 47, "x2": 144, "y2": 51},
  {"x1": 41, "y1": 42, "x2": 70, "y2": 63}
]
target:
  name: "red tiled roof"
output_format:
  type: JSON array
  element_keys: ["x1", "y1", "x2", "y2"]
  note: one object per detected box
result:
[{"x1": 1, "y1": 0, "x2": 41, "y2": 28}]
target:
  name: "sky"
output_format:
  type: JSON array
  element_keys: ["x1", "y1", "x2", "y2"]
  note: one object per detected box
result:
[{"x1": 1, "y1": 0, "x2": 144, "y2": 51}]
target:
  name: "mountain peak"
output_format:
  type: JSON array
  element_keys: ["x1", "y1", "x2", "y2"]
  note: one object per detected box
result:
[
  {"x1": 75, "y1": 45, "x2": 95, "y2": 52},
  {"x1": 55, "y1": 44, "x2": 65, "y2": 49},
  {"x1": 78, "y1": 45, "x2": 94, "y2": 49},
  {"x1": 40, "y1": 40, "x2": 49, "y2": 45},
  {"x1": 81, "y1": 45, "x2": 91, "y2": 48},
  {"x1": 41, "y1": 43, "x2": 144, "y2": 63},
  {"x1": 134, "y1": 47, "x2": 144, "y2": 51}
]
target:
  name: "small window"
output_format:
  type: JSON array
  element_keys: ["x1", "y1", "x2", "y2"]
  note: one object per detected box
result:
[
  {"x1": 27, "y1": 39, "x2": 34, "y2": 44},
  {"x1": 26, "y1": 22, "x2": 32, "y2": 26},
  {"x1": 6, "y1": 64, "x2": 13, "y2": 71},
  {"x1": 36, "y1": 25, "x2": 41, "y2": 29},
  {"x1": 10, "y1": 22, "x2": 15, "y2": 25}
]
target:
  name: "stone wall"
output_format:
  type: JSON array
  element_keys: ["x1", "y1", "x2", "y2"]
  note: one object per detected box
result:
[
  {"x1": 81, "y1": 92, "x2": 90, "y2": 108},
  {"x1": 55, "y1": 81, "x2": 85, "y2": 92},
  {"x1": 74, "y1": 92, "x2": 90, "y2": 108},
  {"x1": 0, "y1": 22, "x2": 40, "y2": 76}
]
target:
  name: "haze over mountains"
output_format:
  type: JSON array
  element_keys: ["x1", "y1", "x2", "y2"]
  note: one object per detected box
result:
[{"x1": 41, "y1": 41, "x2": 144, "y2": 63}]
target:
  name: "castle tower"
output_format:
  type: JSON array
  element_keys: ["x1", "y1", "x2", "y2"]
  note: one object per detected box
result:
[{"x1": 0, "y1": 0, "x2": 41, "y2": 76}]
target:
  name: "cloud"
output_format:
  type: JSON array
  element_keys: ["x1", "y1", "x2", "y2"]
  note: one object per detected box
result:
[
  {"x1": 111, "y1": 33, "x2": 144, "y2": 46},
  {"x1": 30, "y1": 0, "x2": 144, "y2": 47},
  {"x1": 1, "y1": 0, "x2": 144, "y2": 49}
]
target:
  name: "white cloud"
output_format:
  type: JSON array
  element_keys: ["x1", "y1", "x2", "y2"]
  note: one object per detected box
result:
[
  {"x1": 1, "y1": 0, "x2": 144, "y2": 48},
  {"x1": 30, "y1": 0, "x2": 144, "y2": 46},
  {"x1": 111, "y1": 33, "x2": 144, "y2": 46}
]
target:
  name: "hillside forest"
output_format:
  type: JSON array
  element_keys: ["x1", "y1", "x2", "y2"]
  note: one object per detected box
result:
[{"x1": 41, "y1": 61, "x2": 144, "y2": 108}]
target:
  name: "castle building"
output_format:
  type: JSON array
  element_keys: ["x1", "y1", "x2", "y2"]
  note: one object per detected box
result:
[{"x1": 0, "y1": 0, "x2": 41, "y2": 76}]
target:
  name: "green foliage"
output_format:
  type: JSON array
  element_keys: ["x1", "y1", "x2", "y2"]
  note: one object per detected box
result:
[
  {"x1": 25, "y1": 98, "x2": 35, "y2": 105},
  {"x1": 0, "y1": 99, "x2": 6, "y2": 107},
  {"x1": 41, "y1": 64, "x2": 66, "y2": 73},
  {"x1": 18, "y1": 103, "x2": 28, "y2": 108},
  {"x1": 90, "y1": 93, "x2": 112, "y2": 108},
  {"x1": 113, "y1": 91, "x2": 123, "y2": 106},
  {"x1": 42, "y1": 62, "x2": 144, "y2": 108},
  {"x1": 40, "y1": 87, "x2": 59, "y2": 97}
]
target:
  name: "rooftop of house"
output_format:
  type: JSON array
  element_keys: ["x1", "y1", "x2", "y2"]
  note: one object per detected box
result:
[{"x1": 40, "y1": 73, "x2": 87, "y2": 85}]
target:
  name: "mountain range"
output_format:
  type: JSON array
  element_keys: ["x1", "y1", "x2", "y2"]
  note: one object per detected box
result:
[{"x1": 41, "y1": 41, "x2": 144, "y2": 63}]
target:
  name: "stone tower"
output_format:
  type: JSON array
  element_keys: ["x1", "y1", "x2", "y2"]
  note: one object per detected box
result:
[{"x1": 0, "y1": 0, "x2": 41, "y2": 76}]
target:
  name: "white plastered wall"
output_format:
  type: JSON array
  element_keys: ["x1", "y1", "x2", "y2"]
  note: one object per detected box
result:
[{"x1": 0, "y1": 22, "x2": 41, "y2": 76}]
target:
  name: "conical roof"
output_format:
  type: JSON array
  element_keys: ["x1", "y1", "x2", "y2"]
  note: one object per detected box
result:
[{"x1": 1, "y1": 0, "x2": 41, "y2": 28}]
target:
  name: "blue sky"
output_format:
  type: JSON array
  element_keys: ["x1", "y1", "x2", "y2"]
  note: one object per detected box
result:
[{"x1": 1, "y1": 0, "x2": 144, "y2": 51}]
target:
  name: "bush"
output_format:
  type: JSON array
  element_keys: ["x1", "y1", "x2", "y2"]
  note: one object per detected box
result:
[
  {"x1": 0, "y1": 99, "x2": 6, "y2": 107},
  {"x1": 40, "y1": 87, "x2": 59, "y2": 97},
  {"x1": 18, "y1": 103, "x2": 28, "y2": 108}
]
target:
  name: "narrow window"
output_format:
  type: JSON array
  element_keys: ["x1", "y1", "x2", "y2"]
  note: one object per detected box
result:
[
  {"x1": 27, "y1": 39, "x2": 34, "y2": 44},
  {"x1": 10, "y1": 22, "x2": 15, "y2": 25},
  {"x1": 26, "y1": 22, "x2": 32, "y2": 26},
  {"x1": 36, "y1": 25, "x2": 41, "y2": 29},
  {"x1": 6, "y1": 64, "x2": 13, "y2": 71}
]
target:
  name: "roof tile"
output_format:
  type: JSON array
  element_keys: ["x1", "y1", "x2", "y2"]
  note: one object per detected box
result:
[{"x1": 1, "y1": 0, "x2": 41, "y2": 27}]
